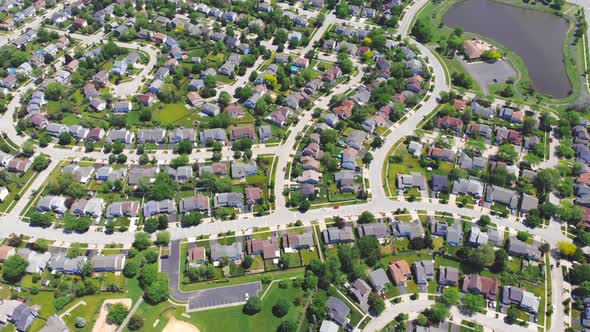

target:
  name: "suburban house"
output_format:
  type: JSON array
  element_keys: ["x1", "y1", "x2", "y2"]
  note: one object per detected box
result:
[
  {"x1": 391, "y1": 220, "x2": 424, "y2": 240},
  {"x1": 179, "y1": 195, "x2": 210, "y2": 214},
  {"x1": 501, "y1": 286, "x2": 540, "y2": 314},
  {"x1": 143, "y1": 199, "x2": 176, "y2": 218},
  {"x1": 388, "y1": 260, "x2": 411, "y2": 285},
  {"x1": 439, "y1": 266, "x2": 459, "y2": 286},
  {"x1": 327, "y1": 296, "x2": 350, "y2": 326},
  {"x1": 356, "y1": 223, "x2": 389, "y2": 240},
  {"x1": 462, "y1": 274, "x2": 499, "y2": 300},
  {"x1": 322, "y1": 227, "x2": 355, "y2": 244},
  {"x1": 247, "y1": 237, "x2": 280, "y2": 260},
  {"x1": 507, "y1": 237, "x2": 541, "y2": 261},
  {"x1": 106, "y1": 201, "x2": 140, "y2": 219},
  {"x1": 91, "y1": 254, "x2": 126, "y2": 272},
  {"x1": 210, "y1": 242, "x2": 243, "y2": 264},
  {"x1": 214, "y1": 192, "x2": 244, "y2": 209},
  {"x1": 283, "y1": 232, "x2": 315, "y2": 252},
  {"x1": 368, "y1": 268, "x2": 389, "y2": 291},
  {"x1": 413, "y1": 260, "x2": 435, "y2": 284}
]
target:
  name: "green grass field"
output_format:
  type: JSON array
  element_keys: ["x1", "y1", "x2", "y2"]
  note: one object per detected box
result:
[
  {"x1": 184, "y1": 282, "x2": 306, "y2": 332},
  {"x1": 153, "y1": 103, "x2": 192, "y2": 125}
]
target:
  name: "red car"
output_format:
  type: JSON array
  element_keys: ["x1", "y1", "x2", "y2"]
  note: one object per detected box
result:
[{"x1": 333, "y1": 205, "x2": 340, "y2": 209}]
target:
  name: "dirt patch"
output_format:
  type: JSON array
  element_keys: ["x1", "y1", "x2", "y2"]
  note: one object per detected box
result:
[
  {"x1": 91, "y1": 298, "x2": 132, "y2": 332},
  {"x1": 162, "y1": 317, "x2": 200, "y2": 332}
]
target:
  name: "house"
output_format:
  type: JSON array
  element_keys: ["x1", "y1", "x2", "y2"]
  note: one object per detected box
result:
[
  {"x1": 297, "y1": 170, "x2": 322, "y2": 184},
  {"x1": 138, "y1": 93, "x2": 156, "y2": 106},
  {"x1": 397, "y1": 173, "x2": 428, "y2": 191},
  {"x1": 106, "y1": 129, "x2": 134, "y2": 144},
  {"x1": 0, "y1": 152, "x2": 12, "y2": 167},
  {"x1": 389, "y1": 260, "x2": 411, "y2": 285},
  {"x1": 428, "y1": 147, "x2": 456, "y2": 162},
  {"x1": 167, "y1": 166, "x2": 193, "y2": 182},
  {"x1": 258, "y1": 126, "x2": 272, "y2": 142},
  {"x1": 502, "y1": 286, "x2": 540, "y2": 314},
  {"x1": 507, "y1": 237, "x2": 541, "y2": 261},
  {"x1": 431, "y1": 175, "x2": 448, "y2": 193},
  {"x1": 2, "y1": 74, "x2": 17, "y2": 89},
  {"x1": 451, "y1": 178, "x2": 484, "y2": 198},
  {"x1": 83, "y1": 83, "x2": 99, "y2": 99},
  {"x1": 127, "y1": 167, "x2": 158, "y2": 186},
  {"x1": 322, "y1": 227, "x2": 355, "y2": 244},
  {"x1": 486, "y1": 185, "x2": 518, "y2": 210},
  {"x1": 8, "y1": 159, "x2": 31, "y2": 173},
  {"x1": 229, "y1": 126, "x2": 255, "y2": 141},
  {"x1": 574, "y1": 125, "x2": 590, "y2": 144},
  {"x1": 113, "y1": 101, "x2": 132, "y2": 113},
  {"x1": 327, "y1": 296, "x2": 350, "y2": 326},
  {"x1": 214, "y1": 192, "x2": 244, "y2": 209},
  {"x1": 284, "y1": 232, "x2": 315, "y2": 251},
  {"x1": 439, "y1": 266, "x2": 459, "y2": 286},
  {"x1": 46, "y1": 123, "x2": 68, "y2": 137},
  {"x1": 95, "y1": 166, "x2": 127, "y2": 182},
  {"x1": 188, "y1": 246, "x2": 207, "y2": 266},
  {"x1": 351, "y1": 87, "x2": 371, "y2": 105},
  {"x1": 520, "y1": 193, "x2": 539, "y2": 213},
  {"x1": 368, "y1": 268, "x2": 389, "y2": 291},
  {"x1": 468, "y1": 225, "x2": 489, "y2": 247},
  {"x1": 0, "y1": 245, "x2": 15, "y2": 262},
  {"x1": 91, "y1": 254, "x2": 126, "y2": 272},
  {"x1": 187, "y1": 91, "x2": 203, "y2": 107},
  {"x1": 137, "y1": 129, "x2": 166, "y2": 144},
  {"x1": 268, "y1": 107, "x2": 291, "y2": 127},
  {"x1": 471, "y1": 101, "x2": 495, "y2": 119},
  {"x1": 341, "y1": 148, "x2": 358, "y2": 170},
  {"x1": 407, "y1": 141, "x2": 423, "y2": 158},
  {"x1": 334, "y1": 170, "x2": 357, "y2": 193},
  {"x1": 231, "y1": 161, "x2": 258, "y2": 179},
  {"x1": 323, "y1": 67, "x2": 342, "y2": 82},
  {"x1": 170, "y1": 128, "x2": 197, "y2": 143},
  {"x1": 247, "y1": 237, "x2": 280, "y2": 260},
  {"x1": 349, "y1": 279, "x2": 371, "y2": 311},
  {"x1": 346, "y1": 130, "x2": 368, "y2": 150},
  {"x1": 93, "y1": 70, "x2": 109, "y2": 87},
  {"x1": 69, "y1": 125, "x2": 89, "y2": 140},
  {"x1": 303, "y1": 142, "x2": 323, "y2": 159},
  {"x1": 179, "y1": 195, "x2": 210, "y2": 214},
  {"x1": 226, "y1": 103, "x2": 245, "y2": 118},
  {"x1": 284, "y1": 92, "x2": 309, "y2": 110},
  {"x1": 392, "y1": 220, "x2": 424, "y2": 240},
  {"x1": 413, "y1": 260, "x2": 435, "y2": 284},
  {"x1": 0, "y1": 301, "x2": 37, "y2": 332},
  {"x1": 499, "y1": 107, "x2": 524, "y2": 123},
  {"x1": 143, "y1": 199, "x2": 175, "y2": 218},
  {"x1": 466, "y1": 124, "x2": 493, "y2": 140},
  {"x1": 462, "y1": 274, "x2": 499, "y2": 300},
  {"x1": 106, "y1": 201, "x2": 140, "y2": 218},
  {"x1": 48, "y1": 255, "x2": 87, "y2": 274},
  {"x1": 17, "y1": 248, "x2": 51, "y2": 273},
  {"x1": 463, "y1": 39, "x2": 494, "y2": 59},
  {"x1": 39, "y1": 314, "x2": 68, "y2": 332},
  {"x1": 188, "y1": 79, "x2": 204, "y2": 91},
  {"x1": 112, "y1": 60, "x2": 127, "y2": 76},
  {"x1": 494, "y1": 126, "x2": 521, "y2": 145},
  {"x1": 245, "y1": 186, "x2": 263, "y2": 208},
  {"x1": 200, "y1": 128, "x2": 226, "y2": 144},
  {"x1": 437, "y1": 116, "x2": 463, "y2": 134},
  {"x1": 62, "y1": 164, "x2": 94, "y2": 183},
  {"x1": 199, "y1": 162, "x2": 228, "y2": 176},
  {"x1": 357, "y1": 223, "x2": 388, "y2": 240},
  {"x1": 210, "y1": 242, "x2": 243, "y2": 263}
]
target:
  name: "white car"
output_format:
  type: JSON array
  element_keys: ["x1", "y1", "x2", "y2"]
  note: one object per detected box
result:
[{"x1": 245, "y1": 293, "x2": 249, "y2": 301}]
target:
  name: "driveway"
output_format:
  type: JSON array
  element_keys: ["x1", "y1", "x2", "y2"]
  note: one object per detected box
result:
[
  {"x1": 161, "y1": 240, "x2": 262, "y2": 311},
  {"x1": 418, "y1": 284, "x2": 428, "y2": 293}
]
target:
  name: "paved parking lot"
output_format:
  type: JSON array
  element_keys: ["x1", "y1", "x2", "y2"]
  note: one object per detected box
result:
[
  {"x1": 457, "y1": 56, "x2": 515, "y2": 93},
  {"x1": 188, "y1": 282, "x2": 262, "y2": 311}
]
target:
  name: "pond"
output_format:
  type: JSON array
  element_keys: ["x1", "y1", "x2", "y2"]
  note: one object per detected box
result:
[{"x1": 443, "y1": 0, "x2": 571, "y2": 97}]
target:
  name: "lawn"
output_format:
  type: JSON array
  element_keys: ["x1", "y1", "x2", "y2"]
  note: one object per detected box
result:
[
  {"x1": 123, "y1": 300, "x2": 178, "y2": 332},
  {"x1": 185, "y1": 282, "x2": 306, "y2": 332},
  {"x1": 180, "y1": 268, "x2": 305, "y2": 292},
  {"x1": 152, "y1": 103, "x2": 192, "y2": 125}
]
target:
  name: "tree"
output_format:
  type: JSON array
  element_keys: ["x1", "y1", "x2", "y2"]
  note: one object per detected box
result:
[
  {"x1": 45, "y1": 82, "x2": 64, "y2": 100},
  {"x1": 368, "y1": 292, "x2": 385, "y2": 315},
  {"x1": 506, "y1": 306, "x2": 519, "y2": 324},
  {"x1": 30, "y1": 211, "x2": 52, "y2": 227},
  {"x1": 558, "y1": 201, "x2": 584, "y2": 224},
  {"x1": 428, "y1": 303, "x2": 450, "y2": 322},
  {"x1": 571, "y1": 264, "x2": 590, "y2": 284},
  {"x1": 534, "y1": 169, "x2": 560, "y2": 197},
  {"x1": 464, "y1": 243, "x2": 495, "y2": 269},
  {"x1": 176, "y1": 140, "x2": 193, "y2": 155},
  {"x1": 481, "y1": 49, "x2": 502, "y2": 61},
  {"x1": 32, "y1": 155, "x2": 50, "y2": 171},
  {"x1": 441, "y1": 287, "x2": 460, "y2": 306},
  {"x1": 273, "y1": 298, "x2": 290, "y2": 317},
  {"x1": 75, "y1": 317, "x2": 87, "y2": 328},
  {"x1": 156, "y1": 231, "x2": 170, "y2": 246},
  {"x1": 411, "y1": 18, "x2": 433, "y2": 43},
  {"x1": 144, "y1": 274, "x2": 169, "y2": 304},
  {"x1": 303, "y1": 271, "x2": 318, "y2": 290},
  {"x1": 181, "y1": 212, "x2": 203, "y2": 227},
  {"x1": 106, "y1": 303, "x2": 128, "y2": 325},
  {"x1": 497, "y1": 144, "x2": 518, "y2": 163},
  {"x1": 243, "y1": 296, "x2": 262, "y2": 315},
  {"x1": 133, "y1": 232, "x2": 152, "y2": 251},
  {"x1": 58, "y1": 132, "x2": 72, "y2": 146},
  {"x1": 461, "y1": 293, "x2": 486, "y2": 313},
  {"x1": 358, "y1": 211, "x2": 376, "y2": 224},
  {"x1": 128, "y1": 315, "x2": 144, "y2": 330},
  {"x1": 558, "y1": 241, "x2": 578, "y2": 257},
  {"x1": 277, "y1": 320, "x2": 297, "y2": 332},
  {"x1": 123, "y1": 260, "x2": 139, "y2": 278},
  {"x1": 516, "y1": 231, "x2": 530, "y2": 242},
  {"x1": 2, "y1": 255, "x2": 27, "y2": 283}
]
